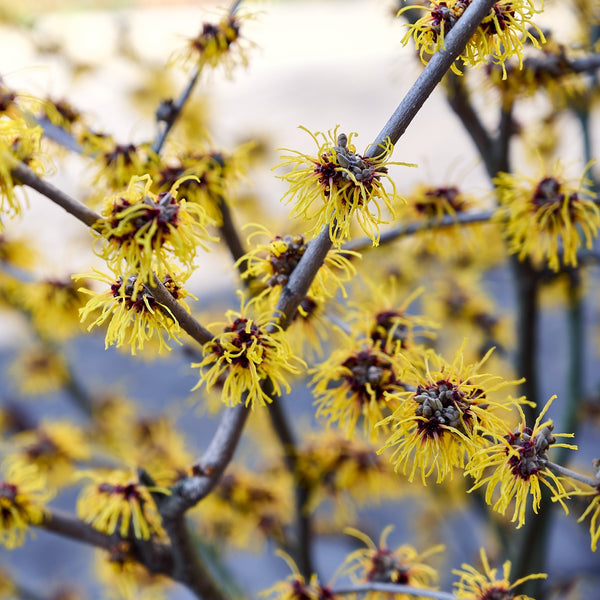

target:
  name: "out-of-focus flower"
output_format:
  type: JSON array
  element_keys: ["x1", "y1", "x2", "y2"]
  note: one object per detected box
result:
[
  {"x1": 340, "y1": 526, "x2": 443, "y2": 598},
  {"x1": 399, "y1": 0, "x2": 544, "y2": 77},
  {"x1": 20, "y1": 276, "x2": 89, "y2": 341},
  {"x1": 103, "y1": 413, "x2": 193, "y2": 487},
  {"x1": 192, "y1": 295, "x2": 304, "y2": 408},
  {"x1": 296, "y1": 431, "x2": 404, "y2": 518},
  {"x1": 311, "y1": 336, "x2": 406, "y2": 441},
  {"x1": 90, "y1": 141, "x2": 157, "y2": 191},
  {"x1": 0, "y1": 565, "x2": 16, "y2": 598},
  {"x1": 347, "y1": 277, "x2": 437, "y2": 357},
  {"x1": 379, "y1": 347, "x2": 526, "y2": 484},
  {"x1": 175, "y1": 11, "x2": 253, "y2": 77},
  {"x1": 277, "y1": 127, "x2": 412, "y2": 245},
  {"x1": 0, "y1": 118, "x2": 46, "y2": 225},
  {"x1": 238, "y1": 225, "x2": 358, "y2": 307},
  {"x1": 153, "y1": 146, "x2": 252, "y2": 227},
  {"x1": 7, "y1": 421, "x2": 90, "y2": 489},
  {"x1": 557, "y1": 475, "x2": 600, "y2": 552},
  {"x1": 494, "y1": 162, "x2": 600, "y2": 272},
  {"x1": 8, "y1": 344, "x2": 69, "y2": 396},
  {"x1": 93, "y1": 174, "x2": 216, "y2": 283},
  {"x1": 0, "y1": 459, "x2": 54, "y2": 549},
  {"x1": 193, "y1": 466, "x2": 292, "y2": 550},
  {"x1": 77, "y1": 469, "x2": 168, "y2": 540},
  {"x1": 77, "y1": 270, "x2": 194, "y2": 356},
  {"x1": 452, "y1": 548, "x2": 546, "y2": 599},
  {"x1": 96, "y1": 544, "x2": 170, "y2": 600},
  {"x1": 260, "y1": 553, "x2": 332, "y2": 600},
  {"x1": 465, "y1": 396, "x2": 575, "y2": 527},
  {"x1": 398, "y1": 183, "x2": 486, "y2": 256}
]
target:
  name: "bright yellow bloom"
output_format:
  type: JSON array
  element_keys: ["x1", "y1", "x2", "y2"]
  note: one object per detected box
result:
[
  {"x1": 77, "y1": 270, "x2": 193, "y2": 355},
  {"x1": 452, "y1": 548, "x2": 546, "y2": 600},
  {"x1": 192, "y1": 296, "x2": 304, "y2": 408},
  {"x1": 94, "y1": 174, "x2": 216, "y2": 283},
  {"x1": 8, "y1": 344, "x2": 69, "y2": 396},
  {"x1": 238, "y1": 224, "x2": 358, "y2": 307},
  {"x1": 340, "y1": 526, "x2": 443, "y2": 598},
  {"x1": 0, "y1": 117, "x2": 45, "y2": 225},
  {"x1": 277, "y1": 126, "x2": 412, "y2": 246},
  {"x1": 465, "y1": 396, "x2": 576, "y2": 527},
  {"x1": 0, "y1": 459, "x2": 54, "y2": 549},
  {"x1": 494, "y1": 162, "x2": 600, "y2": 272},
  {"x1": 400, "y1": 1, "x2": 544, "y2": 77},
  {"x1": 312, "y1": 336, "x2": 406, "y2": 441},
  {"x1": 176, "y1": 11, "x2": 252, "y2": 77},
  {"x1": 378, "y1": 347, "x2": 525, "y2": 484},
  {"x1": 7, "y1": 421, "x2": 91, "y2": 489},
  {"x1": 77, "y1": 469, "x2": 168, "y2": 540}
]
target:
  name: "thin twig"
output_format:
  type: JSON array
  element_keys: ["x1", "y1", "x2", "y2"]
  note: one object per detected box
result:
[
  {"x1": 152, "y1": 66, "x2": 201, "y2": 155},
  {"x1": 267, "y1": 399, "x2": 314, "y2": 578},
  {"x1": 544, "y1": 460, "x2": 600, "y2": 489},
  {"x1": 330, "y1": 583, "x2": 457, "y2": 600},
  {"x1": 148, "y1": 275, "x2": 214, "y2": 346},
  {"x1": 343, "y1": 210, "x2": 494, "y2": 253},
  {"x1": 12, "y1": 163, "x2": 101, "y2": 228}
]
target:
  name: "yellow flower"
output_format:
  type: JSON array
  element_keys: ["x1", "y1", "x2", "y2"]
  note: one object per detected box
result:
[
  {"x1": 400, "y1": 1, "x2": 544, "y2": 77},
  {"x1": 339, "y1": 526, "x2": 443, "y2": 598},
  {"x1": 261, "y1": 553, "x2": 329, "y2": 600},
  {"x1": 153, "y1": 145, "x2": 252, "y2": 227},
  {"x1": 20, "y1": 276, "x2": 89, "y2": 341},
  {"x1": 238, "y1": 224, "x2": 358, "y2": 307},
  {"x1": 378, "y1": 347, "x2": 525, "y2": 484},
  {"x1": 452, "y1": 548, "x2": 546, "y2": 600},
  {"x1": 560, "y1": 477, "x2": 600, "y2": 551},
  {"x1": 465, "y1": 396, "x2": 576, "y2": 527},
  {"x1": 90, "y1": 140, "x2": 157, "y2": 191},
  {"x1": 494, "y1": 162, "x2": 600, "y2": 272},
  {"x1": 192, "y1": 295, "x2": 304, "y2": 408},
  {"x1": 7, "y1": 421, "x2": 91, "y2": 489},
  {"x1": 0, "y1": 459, "x2": 54, "y2": 549},
  {"x1": 76, "y1": 469, "x2": 168, "y2": 540},
  {"x1": 0, "y1": 565, "x2": 16, "y2": 598},
  {"x1": 110, "y1": 414, "x2": 194, "y2": 487},
  {"x1": 8, "y1": 344, "x2": 69, "y2": 396},
  {"x1": 347, "y1": 277, "x2": 437, "y2": 357},
  {"x1": 0, "y1": 117, "x2": 45, "y2": 225},
  {"x1": 295, "y1": 431, "x2": 403, "y2": 518},
  {"x1": 176, "y1": 11, "x2": 252, "y2": 77},
  {"x1": 77, "y1": 270, "x2": 194, "y2": 356},
  {"x1": 96, "y1": 544, "x2": 170, "y2": 600},
  {"x1": 311, "y1": 336, "x2": 406, "y2": 441},
  {"x1": 277, "y1": 126, "x2": 412, "y2": 246},
  {"x1": 193, "y1": 466, "x2": 292, "y2": 550},
  {"x1": 94, "y1": 174, "x2": 216, "y2": 283}
]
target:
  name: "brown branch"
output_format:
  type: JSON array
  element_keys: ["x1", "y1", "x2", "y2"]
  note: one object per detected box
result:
[
  {"x1": 148, "y1": 275, "x2": 214, "y2": 346},
  {"x1": 344, "y1": 210, "x2": 495, "y2": 253},
  {"x1": 12, "y1": 163, "x2": 101, "y2": 228}
]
